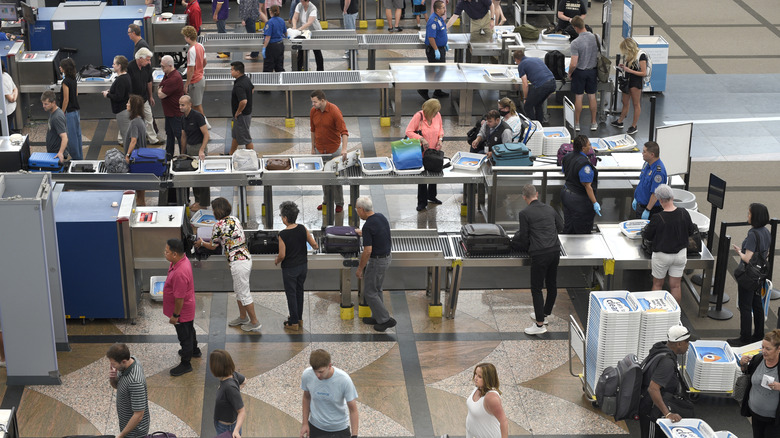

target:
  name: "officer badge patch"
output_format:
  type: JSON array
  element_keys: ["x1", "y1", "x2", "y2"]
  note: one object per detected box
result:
[
  {"x1": 654, "y1": 174, "x2": 663, "y2": 183},
  {"x1": 584, "y1": 166, "x2": 591, "y2": 174}
]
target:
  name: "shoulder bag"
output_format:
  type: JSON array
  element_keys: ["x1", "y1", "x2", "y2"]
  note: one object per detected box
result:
[
  {"x1": 734, "y1": 229, "x2": 769, "y2": 293},
  {"x1": 595, "y1": 35, "x2": 612, "y2": 83}
]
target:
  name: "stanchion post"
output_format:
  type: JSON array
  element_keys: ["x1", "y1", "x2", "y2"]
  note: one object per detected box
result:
[
  {"x1": 610, "y1": 54, "x2": 621, "y2": 114},
  {"x1": 769, "y1": 218, "x2": 780, "y2": 299},
  {"x1": 708, "y1": 222, "x2": 733, "y2": 320},
  {"x1": 648, "y1": 95, "x2": 656, "y2": 142},
  {"x1": 649, "y1": 25, "x2": 654, "y2": 36}
]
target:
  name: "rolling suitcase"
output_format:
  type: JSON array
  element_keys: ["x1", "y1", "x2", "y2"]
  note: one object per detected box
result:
[
  {"x1": 491, "y1": 142, "x2": 532, "y2": 166},
  {"x1": 28, "y1": 152, "x2": 64, "y2": 172},
  {"x1": 322, "y1": 226, "x2": 361, "y2": 253},
  {"x1": 460, "y1": 224, "x2": 511, "y2": 255},
  {"x1": 129, "y1": 148, "x2": 167, "y2": 176}
]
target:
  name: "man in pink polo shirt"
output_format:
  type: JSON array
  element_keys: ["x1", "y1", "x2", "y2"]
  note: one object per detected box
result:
[{"x1": 163, "y1": 238, "x2": 199, "y2": 377}]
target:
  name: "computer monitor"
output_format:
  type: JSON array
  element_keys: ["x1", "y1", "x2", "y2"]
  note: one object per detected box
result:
[
  {"x1": 20, "y1": 2, "x2": 32, "y2": 25},
  {"x1": 0, "y1": 3, "x2": 17, "y2": 21}
]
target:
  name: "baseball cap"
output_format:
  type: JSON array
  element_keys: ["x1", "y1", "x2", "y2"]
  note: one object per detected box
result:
[{"x1": 667, "y1": 325, "x2": 697, "y2": 342}]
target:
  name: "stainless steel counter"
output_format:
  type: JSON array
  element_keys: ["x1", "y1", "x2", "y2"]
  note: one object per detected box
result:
[
  {"x1": 599, "y1": 224, "x2": 714, "y2": 317},
  {"x1": 390, "y1": 63, "x2": 469, "y2": 126}
]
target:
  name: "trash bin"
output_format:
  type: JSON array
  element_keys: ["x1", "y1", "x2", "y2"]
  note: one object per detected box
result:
[{"x1": 632, "y1": 35, "x2": 668, "y2": 92}]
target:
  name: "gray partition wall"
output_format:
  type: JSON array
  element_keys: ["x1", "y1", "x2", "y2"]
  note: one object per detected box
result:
[{"x1": 0, "y1": 173, "x2": 63, "y2": 385}]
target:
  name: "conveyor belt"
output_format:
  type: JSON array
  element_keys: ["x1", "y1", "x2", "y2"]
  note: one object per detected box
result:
[
  {"x1": 282, "y1": 71, "x2": 361, "y2": 85},
  {"x1": 249, "y1": 72, "x2": 282, "y2": 86},
  {"x1": 198, "y1": 33, "x2": 265, "y2": 51},
  {"x1": 360, "y1": 34, "x2": 424, "y2": 49}
]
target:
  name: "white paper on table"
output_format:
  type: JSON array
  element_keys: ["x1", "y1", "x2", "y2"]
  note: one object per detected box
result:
[{"x1": 762, "y1": 374, "x2": 775, "y2": 390}]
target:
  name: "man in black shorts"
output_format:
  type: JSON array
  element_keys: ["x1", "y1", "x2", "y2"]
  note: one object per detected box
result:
[
  {"x1": 567, "y1": 16, "x2": 599, "y2": 132},
  {"x1": 180, "y1": 95, "x2": 211, "y2": 212},
  {"x1": 229, "y1": 61, "x2": 254, "y2": 155}
]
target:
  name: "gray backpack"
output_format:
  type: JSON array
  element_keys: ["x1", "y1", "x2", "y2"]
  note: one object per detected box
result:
[
  {"x1": 105, "y1": 148, "x2": 129, "y2": 173},
  {"x1": 595, "y1": 354, "x2": 643, "y2": 421}
]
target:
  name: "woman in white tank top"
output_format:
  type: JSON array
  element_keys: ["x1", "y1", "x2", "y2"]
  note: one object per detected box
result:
[{"x1": 466, "y1": 363, "x2": 508, "y2": 438}]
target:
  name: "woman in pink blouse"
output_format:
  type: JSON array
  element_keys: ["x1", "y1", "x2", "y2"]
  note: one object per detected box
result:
[{"x1": 405, "y1": 98, "x2": 444, "y2": 211}]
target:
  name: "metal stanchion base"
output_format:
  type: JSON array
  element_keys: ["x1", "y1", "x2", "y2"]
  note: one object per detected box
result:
[
  {"x1": 709, "y1": 291, "x2": 730, "y2": 304},
  {"x1": 692, "y1": 274, "x2": 703, "y2": 286},
  {"x1": 771, "y1": 288, "x2": 780, "y2": 300},
  {"x1": 707, "y1": 307, "x2": 734, "y2": 320}
]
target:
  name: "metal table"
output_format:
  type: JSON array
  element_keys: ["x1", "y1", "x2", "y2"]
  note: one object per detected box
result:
[
  {"x1": 359, "y1": 33, "x2": 470, "y2": 70},
  {"x1": 390, "y1": 63, "x2": 469, "y2": 126},
  {"x1": 285, "y1": 30, "x2": 359, "y2": 70},
  {"x1": 599, "y1": 224, "x2": 715, "y2": 317},
  {"x1": 279, "y1": 70, "x2": 393, "y2": 118}
]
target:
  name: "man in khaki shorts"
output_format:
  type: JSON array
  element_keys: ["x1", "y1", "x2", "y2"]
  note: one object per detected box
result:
[
  {"x1": 446, "y1": 0, "x2": 493, "y2": 43},
  {"x1": 384, "y1": 0, "x2": 403, "y2": 31},
  {"x1": 181, "y1": 25, "x2": 211, "y2": 129}
]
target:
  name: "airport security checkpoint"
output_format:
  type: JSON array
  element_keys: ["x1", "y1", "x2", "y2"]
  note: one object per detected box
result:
[{"x1": 0, "y1": 0, "x2": 776, "y2": 436}]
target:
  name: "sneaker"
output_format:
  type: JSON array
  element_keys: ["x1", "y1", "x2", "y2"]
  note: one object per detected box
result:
[
  {"x1": 524, "y1": 323, "x2": 547, "y2": 335},
  {"x1": 428, "y1": 198, "x2": 443, "y2": 205},
  {"x1": 342, "y1": 53, "x2": 349, "y2": 59},
  {"x1": 574, "y1": 124, "x2": 580, "y2": 132},
  {"x1": 178, "y1": 349, "x2": 203, "y2": 358},
  {"x1": 217, "y1": 53, "x2": 229, "y2": 59},
  {"x1": 416, "y1": 24, "x2": 421, "y2": 30},
  {"x1": 228, "y1": 317, "x2": 250, "y2": 327},
  {"x1": 170, "y1": 362, "x2": 193, "y2": 376},
  {"x1": 432, "y1": 90, "x2": 450, "y2": 98},
  {"x1": 317, "y1": 204, "x2": 324, "y2": 211},
  {"x1": 387, "y1": 27, "x2": 394, "y2": 32},
  {"x1": 373, "y1": 318, "x2": 397, "y2": 332},
  {"x1": 395, "y1": 27, "x2": 404, "y2": 32},
  {"x1": 241, "y1": 322, "x2": 263, "y2": 332},
  {"x1": 335, "y1": 205, "x2": 344, "y2": 213},
  {"x1": 529, "y1": 312, "x2": 549, "y2": 325},
  {"x1": 416, "y1": 205, "x2": 426, "y2": 211},
  {"x1": 362, "y1": 317, "x2": 378, "y2": 325},
  {"x1": 626, "y1": 126, "x2": 638, "y2": 135},
  {"x1": 590, "y1": 123, "x2": 598, "y2": 131},
  {"x1": 610, "y1": 120, "x2": 624, "y2": 128},
  {"x1": 417, "y1": 90, "x2": 430, "y2": 100}
]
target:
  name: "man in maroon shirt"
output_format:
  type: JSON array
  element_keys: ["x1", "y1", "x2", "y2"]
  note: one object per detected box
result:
[
  {"x1": 163, "y1": 239, "x2": 199, "y2": 376},
  {"x1": 157, "y1": 55, "x2": 185, "y2": 160}
]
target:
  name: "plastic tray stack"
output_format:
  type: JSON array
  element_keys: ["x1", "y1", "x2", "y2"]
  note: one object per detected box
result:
[
  {"x1": 525, "y1": 122, "x2": 545, "y2": 156},
  {"x1": 656, "y1": 418, "x2": 716, "y2": 438},
  {"x1": 542, "y1": 126, "x2": 570, "y2": 156},
  {"x1": 149, "y1": 276, "x2": 166, "y2": 302},
  {"x1": 684, "y1": 340, "x2": 738, "y2": 392},
  {"x1": 585, "y1": 291, "x2": 642, "y2": 391},
  {"x1": 632, "y1": 291, "x2": 681, "y2": 361}
]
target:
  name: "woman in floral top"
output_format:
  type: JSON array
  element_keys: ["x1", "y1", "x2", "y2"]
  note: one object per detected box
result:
[{"x1": 195, "y1": 197, "x2": 262, "y2": 332}]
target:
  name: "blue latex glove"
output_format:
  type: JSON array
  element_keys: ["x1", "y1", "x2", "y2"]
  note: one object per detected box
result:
[
  {"x1": 641, "y1": 209, "x2": 650, "y2": 220},
  {"x1": 434, "y1": 49, "x2": 441, "y2": 60},
  {"x1": 632, "y1": 198, "x2": 638, "y2": 211},
  {"x1": 262, "y1": 47, "x2": 267, "y2": 58},
  {"x1": 593, "y1": 202, "x2": 602, "y2": 216},
  {"x1": 445, "y1": 44, "x2": 450, "y2": 51}
]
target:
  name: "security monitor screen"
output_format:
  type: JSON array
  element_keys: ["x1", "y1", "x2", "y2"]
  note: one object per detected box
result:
[{"x1": 0, "y1": 3, "x2": 17, "y2": 21}]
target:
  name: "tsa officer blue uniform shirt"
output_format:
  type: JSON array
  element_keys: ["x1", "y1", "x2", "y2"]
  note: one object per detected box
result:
[
  {"x1": 634, "y1": 159, "x2": 667, "y2": 206},
  {"x1": 264, "y1": 16, "x2": 287, "y2": 43},
  {"x1": 426, "y1": 13, "x2": 447, "y2": 47},
  {"x1": 578, "y1": 152, "x2": 595, "y2": 183}
]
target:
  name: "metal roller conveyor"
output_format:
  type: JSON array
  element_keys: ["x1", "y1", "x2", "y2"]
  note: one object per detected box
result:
[
  {"x1": 286, "y1": 30, "x2": 359, "y2": 51},
  {"x1": 199, "y1": 32, "x2": 266, "y2": 52},
  {"x1": 51, "y1": 173, "x2": 163, "y2": 191}
]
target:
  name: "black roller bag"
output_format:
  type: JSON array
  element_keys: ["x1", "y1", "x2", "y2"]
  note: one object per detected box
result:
[
  {"x1": 322, "y1": 226, "x2": 361, "y2": 253},
  {"x1": 460, "y1": 224, "x2": 511, "y2": 255}
]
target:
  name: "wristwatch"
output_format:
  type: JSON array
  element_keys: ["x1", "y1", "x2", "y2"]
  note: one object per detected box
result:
[{"x1": 173, "y1": 313, "x2": 180, "y2": 318}]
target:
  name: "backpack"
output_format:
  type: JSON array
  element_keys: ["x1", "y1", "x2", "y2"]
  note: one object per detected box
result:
[
  {"x1": 594, "y1": 354, "x2": 643, "y2": 421},
  {"x1": 734, "y1": 229, "x2": 769, "y2": 293},
  {"x1": 595, "y1": 35, "x2": 612, "y2": 83},
  {"x1": 638, "y1": 50, "x2": 652, "y2": 86},
  {"x1": 544, "y1": 50, "x2": 566, "y2": 84},
  {"x1": 515, "y1": 23, "x2": 540, "y2": 40},
  {"x1": 595, "y1": 349, "x2": 680, "y2": 421},
  {"x1": 105, "y1": 148, "x2": 129, "y2": 173},
  {"x1": 556, "y1": 143, "x2": 598, "y2": 167}
]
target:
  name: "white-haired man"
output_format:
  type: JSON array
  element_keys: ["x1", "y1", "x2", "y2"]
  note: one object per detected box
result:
[
  {"x1": 355, "y1": 196, "x2": 396, "y2": 332},
  {"x1": 128, "y1": 47, "x2": 163, "y2": 144}
]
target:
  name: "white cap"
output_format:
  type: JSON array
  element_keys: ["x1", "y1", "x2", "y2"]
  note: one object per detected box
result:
[{"x1": 668, "y1": 325, "x2": 695, "y2": 342}]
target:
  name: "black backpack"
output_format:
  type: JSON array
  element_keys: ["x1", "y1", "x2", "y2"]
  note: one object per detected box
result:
[
  {"x1": 544, "y1": 50, "x2": 567, "y2": 84},
  {"x1": 735, "y1": 229, "x2": 769, "y2": 293}
]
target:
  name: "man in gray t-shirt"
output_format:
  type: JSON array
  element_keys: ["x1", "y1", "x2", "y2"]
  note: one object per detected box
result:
[
  {"x1": 567, "y1": 16, "x2": 600, "y2": 132},
  {"x1": 41, "y1": 90, "x2": 68, "y2": 162}
]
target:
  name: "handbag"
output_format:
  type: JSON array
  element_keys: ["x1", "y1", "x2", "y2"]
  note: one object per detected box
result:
[
  {"x1": 733, "y1": 372, "x2": 749, "y2": 403},
  {"x1": 265, "y1": 158, "x2": 291, "y2": 171},
  {"x1": 687, "y1": 228, "x2": 702, "y2": 255},
  {"x1": 596, "y1": 35, "x2": 612, "y2": 83},
  {"x1": 413, "y1": 3, "x2": 426, "y2": 12},
  {"x1": 734, "y1": 229, "x2": 769, "y2": 293},
  {"x1": 172, "y1": 155, "x2": 198, "y2": 172},
  {"x1": 422, "y1": 147, "x2": 444, "y2": 172}
]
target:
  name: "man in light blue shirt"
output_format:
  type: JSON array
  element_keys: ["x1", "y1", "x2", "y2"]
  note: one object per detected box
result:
[{"x1": 301, "y1": 349, "x2": 359, "y2": 438}]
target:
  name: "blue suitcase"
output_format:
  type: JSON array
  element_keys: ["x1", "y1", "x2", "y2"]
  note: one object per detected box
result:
[
  {"x1": 491, "y1": 142, "x2": 533, "y2": 166},
  {"x1": 29, "y1": 152, "x2": 64, "y2": 173},
  {"x1": 129, "y1": 148, "x2": 167, "y2": 176}
]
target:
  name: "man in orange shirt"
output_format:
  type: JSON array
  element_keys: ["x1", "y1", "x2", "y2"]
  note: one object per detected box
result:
[{"x1": 310, "y1": 90, "x2": 348, "y2": 213}]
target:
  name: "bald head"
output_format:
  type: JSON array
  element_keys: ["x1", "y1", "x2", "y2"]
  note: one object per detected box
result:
[{"x1": 179, "y1": 95, "x2": 192, "y2": 114}]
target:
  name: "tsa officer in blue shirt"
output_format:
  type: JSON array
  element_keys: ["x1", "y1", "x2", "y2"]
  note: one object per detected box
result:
[
  {"x1": 262, "y1": 5, "x2": 287, "y2": 73},
  {"x1": 418, "y1": 1, "x2": 450, "y2": 101},
  {"x1": 633, "y1": 140, "x2": 667, "y2": 220},
  {"x1": 561, "y1": 134, "x2": 601, "y2": 234}
]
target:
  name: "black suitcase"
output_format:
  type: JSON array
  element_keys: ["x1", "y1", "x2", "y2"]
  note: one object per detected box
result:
[
  {"x1": 460, "y1": 224, "x2": 511, "y2": 255},
  {"x1": 247, "y1": 230, "x2": 279, "y2": 254},
  {"x1": 322, "y1": 226, "x2": 361, "y2": 253}
]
